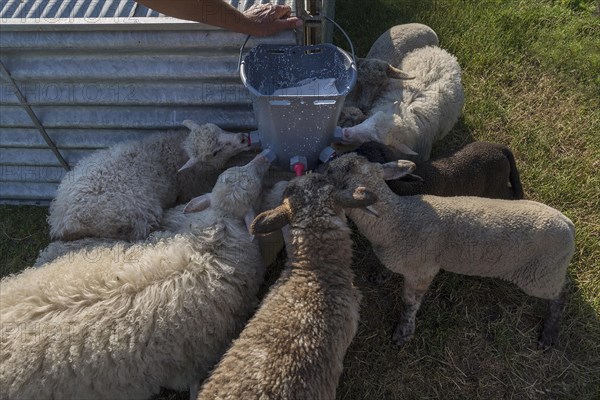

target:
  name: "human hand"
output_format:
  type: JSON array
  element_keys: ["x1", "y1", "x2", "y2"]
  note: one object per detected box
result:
[{"x1": 243, "y1": 3, "x2": 303, "y2": 37}]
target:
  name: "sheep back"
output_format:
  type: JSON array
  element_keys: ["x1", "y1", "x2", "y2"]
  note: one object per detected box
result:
[
  {"x1": 48, "y1": 132, "x2": 187, "y2": 241},
  {"x1": 198, "y1": 254, "x2": 361, "y2": 400},
  {"x1": 1, "y1": 221, "x2": 264, "y2": 400}
]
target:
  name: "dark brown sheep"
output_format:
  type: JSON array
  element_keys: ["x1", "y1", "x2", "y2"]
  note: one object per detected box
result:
[{"x1": 354, "y1": 140, "x2": 524, "y2": 199}]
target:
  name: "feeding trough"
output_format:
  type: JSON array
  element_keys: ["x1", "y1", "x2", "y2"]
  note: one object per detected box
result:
[{"x1": 240, "y1": 42, "x2": 356, "y2": 174}]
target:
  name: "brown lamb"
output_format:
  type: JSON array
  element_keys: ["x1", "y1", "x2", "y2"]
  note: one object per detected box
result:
[{"x1": 197, "y1": 173, "x2": 379, "y2": 400}]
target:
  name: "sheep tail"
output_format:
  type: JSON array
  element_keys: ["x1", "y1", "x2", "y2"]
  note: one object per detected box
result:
[{"x1": 502, "y1": 146, "x2": 524, "y2": 199}]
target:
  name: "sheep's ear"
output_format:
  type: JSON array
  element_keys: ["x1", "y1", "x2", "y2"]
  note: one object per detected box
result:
[
  {"x1": 400, "y1": 173, "x2": 424, "y2": 182},
  {"x1": 396, "y1": 144, "x2": 418, "y2": 156},
  {"x1": 182, "y1": 119, "x2": 201, "y2": 131},
  {"x1": 357, "y1": 206, "x2": 380, "y2": 218},
  {"x1": 178, "y1": 157, "x2": 198, "y2": 172},
  {"x1": 334, "y1": 186, "x2": 378, "y2": 208},
  {"x1": 386, "y1": 65, "x2": 414, "y2": 80},
  {"x1": 251, "y1": 205, "x2": 290, "y2": 235},
  {"x1": 184, "y1": 194, "x2": 211, "y2": 214},
  {"x1": 382, "y1": 160, "x2": 416, "y2": 180},
  {"x1": 244, "y1": 209, "x2": 257, "y2": 241}
]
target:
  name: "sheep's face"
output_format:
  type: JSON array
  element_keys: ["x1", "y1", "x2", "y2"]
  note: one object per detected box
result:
[
  {"x1": 184, "y1": 151, "x2": 272, "y2": 222},
  {"x1": 182, "y1": 121, "x2": 250, "y2": 169},
  {"x1": 341, "y1": 111, "x2": 394, "y2": 145},
  {"x1": 322, "y1": 153, "x2": 416, "y2": 191},
  {"x1": 321, "y1": 153, "x2": 375, "y2": 189},
  {"x1": 355, "y1": 58, "x2": 412, "y2": 111},
  {"x1": 250, "y1": 173, "x2": 378, "y2": 235},
  {"x1": 284, "y1": 174, "x2": 347, "y2": 227},
  {"x1": 210, "y1": 151, "x2": 272, "y2": 217}
]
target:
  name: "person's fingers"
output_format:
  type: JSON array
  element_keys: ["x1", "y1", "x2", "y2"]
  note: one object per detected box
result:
[
  {"x1": 286, "y1": 17, "x2": 303, "y2": 29},
  {"x1": 271, "y1": 5, "x2": 292, "y2": 19},
  {"x1": 243, "y1": 4, "x2": 291, "y2": 23},
  {"x1": 244, "y1": 4, "x2": 302, "y2": 37}
]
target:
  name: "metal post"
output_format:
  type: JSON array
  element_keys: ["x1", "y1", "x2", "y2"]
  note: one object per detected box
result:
[{"x1": 296, "y1": 0, "x2": 326, "y2": 45}]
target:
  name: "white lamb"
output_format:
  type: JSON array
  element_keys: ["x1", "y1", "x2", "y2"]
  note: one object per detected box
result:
[
  {"x1": 341, "y1": 46, "x2": 465, "y2": 161},
  {"x1": 198, "y1": 173, "x2": 378, "y2": 399},
  {"x1": 339, "y1": 24, "x2": 440, "y2": 128},
  {"x1": 323, "y1": 154, "x2": 576, "y2": 349},
  {"x1": 0, "y1": 151, "x2": 273, "y2": 400},
  {"x1": 48, "y1": 119, "x2": 250, "y2": 241}
]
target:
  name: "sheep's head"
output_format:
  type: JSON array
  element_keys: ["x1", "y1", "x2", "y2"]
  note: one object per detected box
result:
[
  {"x1": 183, "y1": 150, "x2": 273, "y2": 233},
  {"x1": 341, "y1": 111, "x2": 394, "y2": 144},
  {"x1": 354, "y1": 58, "x2": 413, "y2": 111},
  {"x1": 179, "y1": 120, "x2": 250, "y2": 171},
  {"x1": 250, "y1": 173, "x2": 378, "y2": 235},
  {"x1": 321, "y1": 153, "x2": 416, "y2": 192},
  {"x1": 341, "y1": 111, "x2": 418, "y2": 157}
]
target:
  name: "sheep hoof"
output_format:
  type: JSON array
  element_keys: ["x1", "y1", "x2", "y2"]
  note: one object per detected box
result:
[
  {"x1": 537, "y1": 329, "x2": 558, "y2": 351},
  {"x1": 537, "y1": 296, "x2": 564, "y2": 350},
  {"x1": 392, "y1": 324, "x2": 414, "y2": 346}
]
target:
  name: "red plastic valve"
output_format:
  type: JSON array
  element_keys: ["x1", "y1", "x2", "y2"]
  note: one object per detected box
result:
[{"x1": 293, "y1": 162, "x2": 306, "y2": 176}]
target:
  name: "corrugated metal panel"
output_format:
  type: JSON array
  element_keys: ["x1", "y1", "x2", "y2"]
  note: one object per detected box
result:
[
  {"x1": 0, "y1": 0, "x2": 158, "y2": 19},
  {"x1": 0, "y1": 0, "x2": 316, "y2": 204},
  {"x1": 0, "y1": 0, "x2": 296, "y2": 20}
]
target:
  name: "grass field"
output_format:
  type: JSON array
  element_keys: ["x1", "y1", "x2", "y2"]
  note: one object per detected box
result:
[{"x1": 1, "y1": 0, "x2": 599, "y2": 399}]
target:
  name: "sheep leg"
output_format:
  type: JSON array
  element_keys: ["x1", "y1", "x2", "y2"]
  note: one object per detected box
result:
[
  {"x1": 538, "y1": 292, "x2": 566, "y2": 350},
  {"x1": 392, "y1": 273, "x2": 435, "y2": 346},
  {"x1": 189, "y1": 381, "x2": 200, "y2": 400}
]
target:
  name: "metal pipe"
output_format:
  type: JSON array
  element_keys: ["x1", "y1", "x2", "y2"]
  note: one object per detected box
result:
[{"x1": 0, "y1": 60, "x2": 71, "y2": 172}]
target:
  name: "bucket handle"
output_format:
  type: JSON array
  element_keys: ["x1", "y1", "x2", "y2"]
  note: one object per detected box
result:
[
  {"x1": 237, "y1": 17, "x2": 356, "y2": 72},
  {"x1": 238, "y1": 34, "x2": 252, "y2": 73},
  {"x1": 324, "y1": 16, "x2": 356, "y2": 64}
]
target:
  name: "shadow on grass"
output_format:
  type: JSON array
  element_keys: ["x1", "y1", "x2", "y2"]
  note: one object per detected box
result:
[
  {"x1": 432, "y1": 116, "x2": 476, "y2": 155},
  {"x1": 333, "y1": 0, "x2": 439, "y2": 56}
]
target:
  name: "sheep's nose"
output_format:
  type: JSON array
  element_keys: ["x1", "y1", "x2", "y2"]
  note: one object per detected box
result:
[{"x1": 343, "y1": 128, "x2": 351, "y2": 140}]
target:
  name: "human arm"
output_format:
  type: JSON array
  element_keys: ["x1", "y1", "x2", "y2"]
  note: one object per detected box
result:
[{"x1": 135, "y1": 0, "x2": 303, "y2": 36}]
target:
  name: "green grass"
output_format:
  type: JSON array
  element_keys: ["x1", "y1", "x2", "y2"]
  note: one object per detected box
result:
[
  {"x1": 0, "y1": 206, "x2": 49, "y2": 276},
  {"x1": 2, "y1": 0, "x2": 599, "y2": 398}
]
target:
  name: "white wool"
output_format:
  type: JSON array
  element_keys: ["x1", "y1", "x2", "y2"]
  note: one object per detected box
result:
[
  {"x1": 2, "y1": 158, "x2": 270, "y2": 400},
  {"x1": 47, "y1": 121, "x2": 249, "y2": 241},
  {"x1": 344, "y1": 46, "x2": 465, "y2": 160}
]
